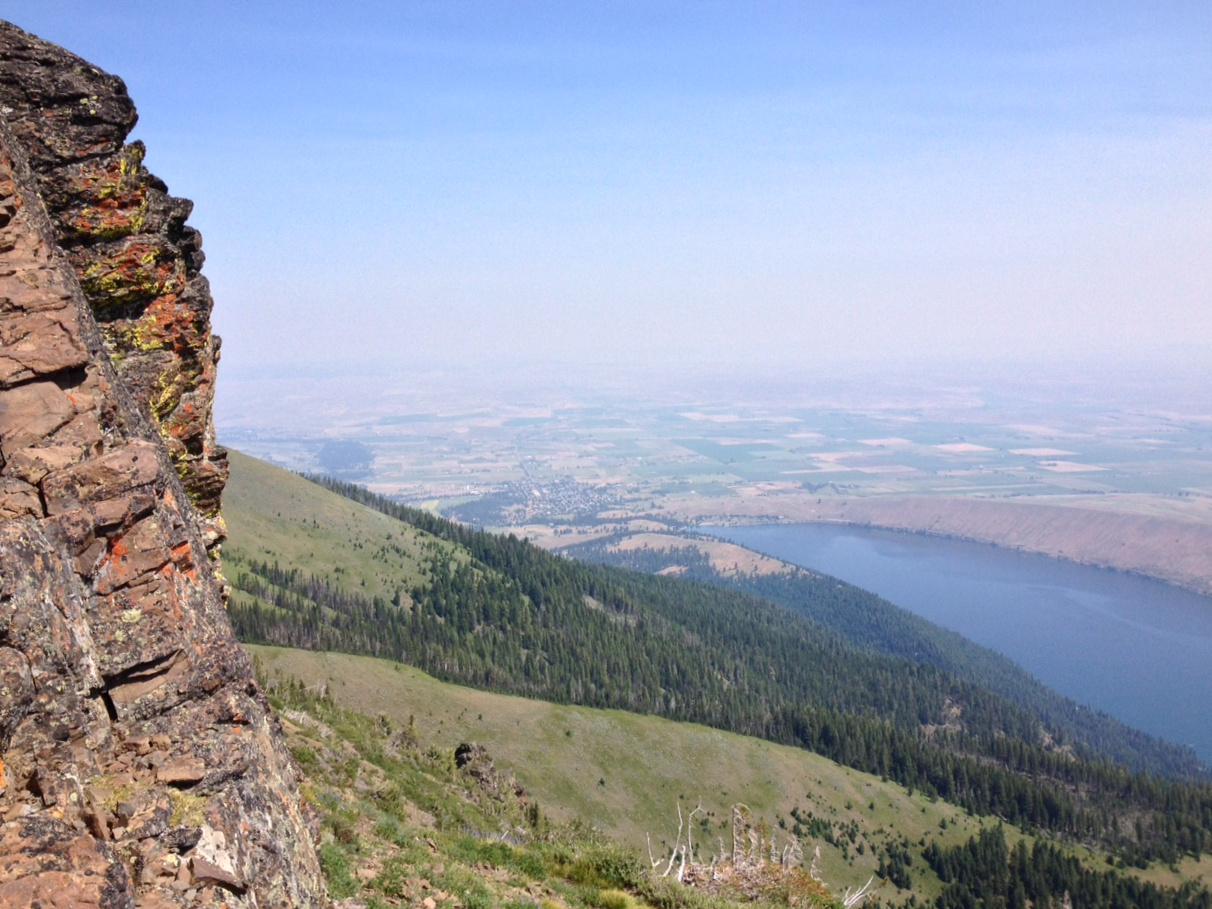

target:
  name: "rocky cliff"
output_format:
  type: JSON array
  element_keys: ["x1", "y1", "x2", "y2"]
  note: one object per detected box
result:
[
  {"x1": 0, "y1": 21, "x2": 228, "y2": 547},
  {"x1": 0, "y1": 21, "x2": 326, "y2": 908}
]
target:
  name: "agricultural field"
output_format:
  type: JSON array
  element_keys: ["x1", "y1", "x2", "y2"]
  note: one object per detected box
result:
[{"x1": 220, "y1": 364, "x2": 1212, "y2": 591}]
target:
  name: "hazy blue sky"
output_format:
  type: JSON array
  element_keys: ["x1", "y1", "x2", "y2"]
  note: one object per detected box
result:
[{"x1": 6, "y1": 3, "x2": 1212, "y2": 380}]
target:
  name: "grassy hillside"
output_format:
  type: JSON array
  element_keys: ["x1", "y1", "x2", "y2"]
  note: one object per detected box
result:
[
  {"x1": 254, "y1": 645, "x2": 1212, "y2": 908},
  {"x1": 252, "y1": 646, "x2": 975, "y2": 895},
  {"x1": 224, "y1": 448, "x2": 463, "y2": 602},
  {"x1": 265, "y1": 651, "x2": 849, "y2": 909}
]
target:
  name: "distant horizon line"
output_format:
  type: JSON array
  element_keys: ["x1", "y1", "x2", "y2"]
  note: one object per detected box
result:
[{"x1": 224, "y1": 344, "x2": 1207, "y2": 376}]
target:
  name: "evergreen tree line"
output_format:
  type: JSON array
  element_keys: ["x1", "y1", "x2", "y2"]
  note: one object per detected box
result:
[
  {"x1": 226, "y1": 474, "x2": 1212, "y2": 865},
  {"x1": 768, "y1": 705, "x2": 1210, "y2": 866},
  {"x1": 924, "y1": 825, "x2": 1212, "y2": 909},
  {"x1": 232, "y1": 552, "x2": 1055, "y2": 738}
]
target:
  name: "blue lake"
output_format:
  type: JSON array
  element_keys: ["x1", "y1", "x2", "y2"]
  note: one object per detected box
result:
[{"x1": 705, "y1": 523, "x2": 1212, "y2": 763}]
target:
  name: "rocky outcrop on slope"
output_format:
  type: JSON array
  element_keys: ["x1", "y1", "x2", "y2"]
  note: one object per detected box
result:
[
  {"x1": 0, "y1": 21, "x2": 228, "y2": 546},
  {"x1": 0, "y1": 21, "x2": 325, "y2": 909}
]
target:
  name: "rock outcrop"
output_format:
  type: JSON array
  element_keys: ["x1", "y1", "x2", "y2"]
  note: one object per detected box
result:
[
  {"x1": 454, "y1": 742, "x2": 526, "y2": 807},
  {"x1": 0, "y1": 21, "x2": 228, "y2": 547},
  {"x1": 0, "y1": 20, "x2": 326, "y2": 909}
]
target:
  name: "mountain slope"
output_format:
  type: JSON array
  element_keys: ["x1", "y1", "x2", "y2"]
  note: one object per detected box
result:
[
  {"x1": 262, "y1": 649, "x2": 850, "y2": 909},
  {"x1": 221, "y1": 451, "x2": 1212, "y2": 867},
  {"x1": 562, "y1": 532, "x2": 1208, "y2": 779},
  {"x1": 253, "y1": 645, "x2": 974, "y2": 900},
  {"x1": 223, "y1": 448, "x2": 454, "y2": 601},
  {"x1": 257, "y1": 644, "x2": 1212, "y2": 909}
]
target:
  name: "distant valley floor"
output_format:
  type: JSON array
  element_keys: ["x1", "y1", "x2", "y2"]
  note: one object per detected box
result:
[{"x1": 219, "y1": 378, "x2": 1212, "y2": 596}]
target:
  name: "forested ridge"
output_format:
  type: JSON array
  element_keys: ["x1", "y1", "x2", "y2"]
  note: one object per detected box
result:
[
  {"x1": 227, "y1": 475, "x2": 1212, "y2": 870},
  {"x1": 924, "y1": 826, "x2": 1212, "y2": 909},
  {"x1": 565, "y1": 535, "x2": 1208, "y2": 780}
]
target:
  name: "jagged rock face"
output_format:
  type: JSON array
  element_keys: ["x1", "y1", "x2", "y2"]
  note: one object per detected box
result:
[
  {"x1": 0, "y1": 21, "x2": 326, "y2": 909},
  {"x1": 0, "y1": 20, "x2": 228, "y2": 545}
]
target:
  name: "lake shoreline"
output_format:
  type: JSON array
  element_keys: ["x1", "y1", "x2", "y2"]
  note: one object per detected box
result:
[
  {"x1": 707, "y1": 521, "x2": 1212, "y2": 763},
  {"x1": 662, "y1": 492, "x2": 1212, "y2": 598},
  {"x1": 694, "y1": 514, "x2": 1212, "y2": 599}
]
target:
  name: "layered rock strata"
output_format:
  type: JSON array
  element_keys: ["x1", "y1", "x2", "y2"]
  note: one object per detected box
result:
[
  {"x1": 0, "y1": 21, "x2": 325, "y2": 909},
  {"x1": 0, "y1": 21, "x2": 228, "y2": 547}
]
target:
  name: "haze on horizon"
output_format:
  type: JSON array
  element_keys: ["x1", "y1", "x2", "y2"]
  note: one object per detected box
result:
[{"x1": 7, "y1": 2, "x2": 1212, "y2": 390}]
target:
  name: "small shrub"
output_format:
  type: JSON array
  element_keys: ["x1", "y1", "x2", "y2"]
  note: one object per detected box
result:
[
  {"x1": 595, "y1": 889, "x2": 635, "y2": 909},
  {"x1": 325, "y1": 810, "x2": 359, "y2": 846},
  {"x1": 569, "y1": 844, "x2": 644, "y2": 890},
  {"x1": 319, "y1": 843, "x2": 357, "y2": 899},
  {"x1": 453, "y1": 837, "x2": 514, "y2": 868},
  {"x1": 511, "y1": 850, "x2": 546, "y2": 879},
  {"x1": 460, "y1": 883, "x2": 495, "y2": 909},
  {"x1": 291, "y1": 744, "x2": 319, "y2": 771},
  {"x1": 372, "y1": 818, "x2": 402, "y2": 842}
]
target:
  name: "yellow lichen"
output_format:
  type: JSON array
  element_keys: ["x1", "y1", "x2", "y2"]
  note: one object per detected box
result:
[
  {"x1": 149, "y1": 374, "x2": 182, "y2": 422},
  {"x1": 119, "y1": 143, "x2": 145, "y2": 176},
  {"x1": 120, "y1": 316, "x2": 168, "y2": 354},
  {"x1": 168, "y1": 789, "x2": 207, "y2": 827},
  {"x1": 98, "y1": 777, "x2": 143, "y2": 815}
]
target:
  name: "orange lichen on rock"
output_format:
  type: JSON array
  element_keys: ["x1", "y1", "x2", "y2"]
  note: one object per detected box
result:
[{"x1": 0, "y1": 21, "x2": 228, "y2": 535}]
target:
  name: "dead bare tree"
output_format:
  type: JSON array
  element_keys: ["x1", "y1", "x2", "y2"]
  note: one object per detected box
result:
[
  {"x1": 781, "y1": 836, "x2": 804, "y2": 868},
  {"x1": 732, "y1": 803, "x2": 751, "y2": 864},
  {"x1": 841, "y1": 876, "x2": 876, "y2": 908},
  {"x1": 647, "y1": 801, "x2": 703, "y2": 882},
  {"x1": 647, "y1": 802, "x2": 866, "y2": 905},
  {"x1": 809, "y1": 844, "x2": 822, "y2": 881}
]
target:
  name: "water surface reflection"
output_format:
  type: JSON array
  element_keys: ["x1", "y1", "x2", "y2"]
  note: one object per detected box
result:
[{"x1": 707, "y1": 524, "x2": 1212, "y2": 762}]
